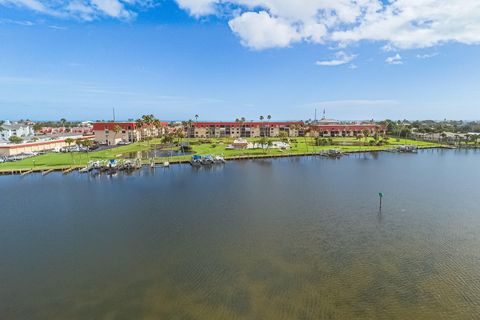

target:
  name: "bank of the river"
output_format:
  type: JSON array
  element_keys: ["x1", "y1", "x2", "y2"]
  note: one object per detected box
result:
[{"x1": 0, "y1": 137, "x2": 445, "y2": 174}]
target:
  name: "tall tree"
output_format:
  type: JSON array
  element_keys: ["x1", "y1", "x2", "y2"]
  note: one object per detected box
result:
[
  {"x1": 259, "y1": 116, "x2": 264, "y2": 138},
  {"x1": 113, "y1": 125, "x2": 122, "y2": 143},
  {"x1": 65, "y1": 138, "x2": 74, "y2": 146}
]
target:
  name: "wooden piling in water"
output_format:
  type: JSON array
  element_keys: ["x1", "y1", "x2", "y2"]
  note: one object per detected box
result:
[
  {"x1": 20, "y1": 170, "x2": 34, "y2": 176},
  {"x1": 62, "y1": 167, "x2": 76, "y2": 174},
  {"x1": 42, "y1": 169, "x2": 54, "y2": 176}
]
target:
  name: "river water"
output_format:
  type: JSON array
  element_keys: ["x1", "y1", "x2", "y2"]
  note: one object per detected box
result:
[{"x1": 1, "y1": 149, "x2": 479, "y2": 319}]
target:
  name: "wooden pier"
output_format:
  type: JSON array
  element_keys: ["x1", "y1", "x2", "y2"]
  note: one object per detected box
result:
[{"x1": 42, "y1": 169, "x2": 55, "y2": 176}]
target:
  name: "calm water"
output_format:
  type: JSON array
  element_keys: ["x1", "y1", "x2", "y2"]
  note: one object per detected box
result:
[{"x1": 1, "y1": 149, "x2": 480, "y2": 319}]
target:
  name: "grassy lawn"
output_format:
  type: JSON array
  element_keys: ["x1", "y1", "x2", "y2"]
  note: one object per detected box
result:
[
  {"x1": 0, "y1": 137, "x2": 443, "y2": 171},
  {"x1": 0, "y1": 140, "x2": 158, "y2": 171}
]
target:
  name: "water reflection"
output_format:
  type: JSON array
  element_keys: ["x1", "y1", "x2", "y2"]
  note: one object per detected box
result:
[{"x1": 1, "y1": 150, "x2": 480, "y2": 319}]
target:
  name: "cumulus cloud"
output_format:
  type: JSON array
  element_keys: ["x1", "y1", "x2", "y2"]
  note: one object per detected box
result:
[
  {"x1": 4, "y1": 0, "x2": 480, "y2": 55},
  {"x1": 386, "y1": 54, "x2": 403, "y2": 65},
  {"x1": 176, "y1": 0, "x2": 480, "y2": 51},
  {"x1": 316, "y1": 51, "x2": 356, "y2": 66},
  {"x1": 228, "y1": 11, "x2": 302, "y2": 50},
  {"x1": 0, "y1": 0, "x2": 50, "y2": 13},
  {"x1": 175, "y1": 0, "x2": 217, "y2": 16},
  {"x1": 0, "y1": 0, "x2": 151, "y2": 20}
]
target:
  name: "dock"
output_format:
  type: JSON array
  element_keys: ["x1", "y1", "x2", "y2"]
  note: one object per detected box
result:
[
  {"x1": 20, "y1": 169, "x2": 34, "y2": 176},
  {"x1": 62, "y1": 167, "x2": 77, "y2": 174},
  {"x1": 42, "y1": 169, "x2": 55, "y2": 176}
]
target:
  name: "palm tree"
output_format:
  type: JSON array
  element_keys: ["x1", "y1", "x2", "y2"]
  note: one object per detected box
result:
[
  {"x1": 259, "y1": 116, "x2": 264, "y2": 138},
  {"x1": 362, "y1": 129, "x2": 370, "y2": 144},
  {"x1": 113, "y1": 125, "x2": 122, "y2": 144},
  {"x1": 65, "y1": 137, "x2": 74, "y2": 147},
  {"x1": 188, "y1": 119, "x2": 193, "y2": 139},
  {"x1": 82, "y1": 139, "x2": 93, "y2": 150},
  {"x1": 175, "y1": 128, "x2": 185, "y2": 145},
  {"x1": 278, "y1": 131, "x2": 289, "y2": 142},
  {"x1": 60, "y1": 118, "x2": 67, "y2": 127},
  {"x1": 304, "y1": 126, "x2": 311, "y2": 153},
  {"x1": 239, "y1": 117, "x2": 246, "y2": 138},
  {"x1": 440, "y1": 132, "x2": 447, "y2": 143}
]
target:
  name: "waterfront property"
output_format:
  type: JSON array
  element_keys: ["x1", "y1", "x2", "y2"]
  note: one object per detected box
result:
[
  {"x1": 183, "y1": 120, "x2": 385, "y2": 139},
  {"x1": 309, "y1": 123, "x2": 386, "y2": 137},
  {"x1": 185, "y1": 121, "x2": 305, "y2": 138},
  {"x1": 93, "y1": 121, "x2": 167, "y2": 145},
  {"x1": 0, "y1": 136, "x2": 443, "y2": 172},
  {"x1": 0, "y1": 135, "x2": 94, "y2": 156}
]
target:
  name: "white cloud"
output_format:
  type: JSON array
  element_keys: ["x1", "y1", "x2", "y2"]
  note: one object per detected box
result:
[
  {"x1": 3, "y1": 0, "x2": 480, "y2": 55},
  {"x1": 90, "y1": 0, "x2": 132, "y2": 19},
  {"x1": 416, "y1": 53, "x2": 439, "y2": 59},
  {"x1": 0, "y1": 0, "x2": 50, "y2": 13},
  {"x1": 175, "y1": 0, "x2": 217, "y2": 16},
  {"x1": 386, "y1": 54, "x2": 403, "y2": 65},
  {"x1": 175, "y1": 0, "x2": 480, "y2": 51},
  {"x1": 0, "y1": 0, "x2": 150, "y2": 20},
  {"x1": 316, "y1": 51, "x2": 356, "y2": 66},
  {"x1": 228, "y1": 11, "x2": 301, "y2": 50}
]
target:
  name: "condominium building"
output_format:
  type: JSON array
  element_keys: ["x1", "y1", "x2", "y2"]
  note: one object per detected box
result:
[
  {"x1": 93, "y1": 121, "x2": 167, "y2": 145},
  {"x1": 185, "y1": 121, "x2": 305, "y2": 138},
  {"x1": 0, "y1": 120, "x2": 35, "y2": 142},
  {"x1": 308, "y1": 123, "x2": 386, "y2": 137}
]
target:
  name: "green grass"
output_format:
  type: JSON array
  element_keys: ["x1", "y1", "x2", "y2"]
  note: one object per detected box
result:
[{"x1": 0, "y1": 137, "x2": 444, "y2": 171}]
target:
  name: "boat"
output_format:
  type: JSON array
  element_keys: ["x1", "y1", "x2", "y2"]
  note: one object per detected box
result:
[
  {"x1": 201, "y1": 155, "x2": 215, "y2": 165},
  {"x1": 214, "y1": 155, "x2": 226, "y2": 163},
  {"x1": 79, "y1": 161, "x2": 95, "y2": 173},
  {"x1": 323, "y1": 149, "x2": 344, "y2": 158},
  {"x1": 396, "y1": 145, "x2": 418, "y2": 153},
  {"x1": 91, "y1": 161, "x2": 102, "y2": 170},
  {"x1": 121, "y1": 160, "x2": 136, "y2": 171},
  {"x1": 107, "y1": 159, "x2": 118, "y2": 169},
  {"x1": 163, "y1": 161, "x2": 170, "y2": 167},
  {"x1": 190, "y1": 155, "x2": 202, "y2": 166}
]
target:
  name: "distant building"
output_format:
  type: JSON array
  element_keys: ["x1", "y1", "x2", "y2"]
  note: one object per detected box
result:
[
  {"x1": 181, "y1": 120, "x2": 385, "y2": 139},
  {"x1": 0, "y1": 135, "x2": 94, "y2": 156},
  {"x1": 0, "y1": 120, "x2": 34, "y2": 142},
  {"x1": 308, "y1": 123, "x2": 386, "y2": 137},
  {"x1": 92, "y1": 121, "x2": 167, "y2": 145},
  {"x1": 37, "y1": 126, "x2": 93, "y2": 135},
  {"x1": 184, "y1": 121, "x2": 305, "y2": 138}
]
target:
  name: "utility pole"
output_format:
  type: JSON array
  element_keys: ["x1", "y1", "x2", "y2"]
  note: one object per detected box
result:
[{"x1": 113, "y1": 108, "x2": 116, "y2": 122}]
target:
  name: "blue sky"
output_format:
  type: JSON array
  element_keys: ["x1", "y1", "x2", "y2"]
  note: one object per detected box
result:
[{"x1": 1, "y1": 0, "x2": 480, "y2": 121}]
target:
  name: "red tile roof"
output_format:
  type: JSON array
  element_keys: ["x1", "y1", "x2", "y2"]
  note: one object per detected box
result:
[
  {"x1": 310, "y1": 124, "x2": 385, "y2": 131},
  {"x1": 92, "y1": 122, "x2": 137, "y2": 131},
  {"x1": 191, "y1": 121, "x2": 304, "y2": 128}
]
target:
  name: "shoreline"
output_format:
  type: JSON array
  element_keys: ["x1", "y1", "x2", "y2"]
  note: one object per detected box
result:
[{"x1": 0, "y1": 145, "x2": 456, "y2": 176}]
